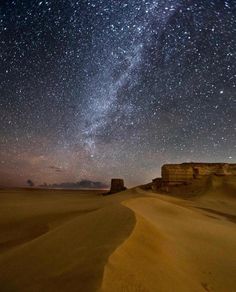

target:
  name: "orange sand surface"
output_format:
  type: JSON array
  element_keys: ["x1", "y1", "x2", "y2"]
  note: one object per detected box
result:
[{"x1": 0, "y1": 176, "x2": 235, "y2": 291}]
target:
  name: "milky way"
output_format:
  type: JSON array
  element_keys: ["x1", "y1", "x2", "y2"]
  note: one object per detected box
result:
[{"x1": 0, "y1": 0, "x2": 235, "y2": 187}]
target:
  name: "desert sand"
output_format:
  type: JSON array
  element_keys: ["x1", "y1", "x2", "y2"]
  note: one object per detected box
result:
[{"x1": 0, "y1": 176, "x2": 235, "y2": 291}]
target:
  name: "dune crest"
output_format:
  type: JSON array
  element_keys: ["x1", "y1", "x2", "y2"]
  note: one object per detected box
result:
[
  {"x1": 101, "y1": 177, "x2": 236, "y2": 291},
  {"x1": 0, "y1": 190, "x2": 135, "y2": 292},
  {"x1": 0, "y1": 176, "x2": 236, "y2": 291}
]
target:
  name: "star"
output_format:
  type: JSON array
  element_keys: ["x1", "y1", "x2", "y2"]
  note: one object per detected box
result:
[{"x1": 0, "y1": 0, "x2": 235, "y2": 187}]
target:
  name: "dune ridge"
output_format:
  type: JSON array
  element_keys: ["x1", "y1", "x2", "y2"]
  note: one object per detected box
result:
[
  {"x1": 101, "y1": 176, "x2": 236, "y2": 292},
  {"x1": 0, "y1": 176, "x2": 235, "y2": 291},
  {"x1": 0, "y1": 190, "x2": 136, "y2": 291}
]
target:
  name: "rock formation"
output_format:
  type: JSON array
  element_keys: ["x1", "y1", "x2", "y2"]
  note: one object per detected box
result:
[
  {"x1": 152, "y1": 162, "x2": 236, "y2": 192},
  {"x1": 106, "y1": 178, "x2": 127, "y2": 195}
]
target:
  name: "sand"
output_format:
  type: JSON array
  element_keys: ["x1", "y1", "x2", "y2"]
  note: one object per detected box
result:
[{"x1": 0, "y1": 176, "x2": 235, "y2": 291}]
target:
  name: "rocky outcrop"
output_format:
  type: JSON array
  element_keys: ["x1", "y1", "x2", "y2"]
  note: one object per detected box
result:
[
  {"x1": 152, "y1": 162, "x2": 236, "y2": 192},
  {"x1": 162, "y1": 163, "x2": 236, "y2": 183},
  {"x1": 106, "y1": 179, "x2": 127, "y2": 195},
  {"x1": 162, "y1": 164, "x2": 193, "y2": 183}
]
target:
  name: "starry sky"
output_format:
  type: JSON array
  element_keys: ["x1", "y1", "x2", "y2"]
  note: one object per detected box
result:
[{"x1": 0, "y1": 0, "x2": 235, "y2": 187}]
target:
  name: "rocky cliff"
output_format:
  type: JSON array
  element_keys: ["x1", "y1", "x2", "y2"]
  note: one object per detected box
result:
[
  {"x1": 162, "y1": 163, "x2": 236, "y2": 183},
  {"x1": 152, "y1": 162, "x2": 236, "y2": 192}
]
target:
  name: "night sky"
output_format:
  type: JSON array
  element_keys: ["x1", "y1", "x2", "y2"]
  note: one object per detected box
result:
[{"x1": 0, "y1": 0, "x2": 235, "y2": 187}]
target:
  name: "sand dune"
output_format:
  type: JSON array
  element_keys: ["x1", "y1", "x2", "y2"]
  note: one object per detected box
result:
[
  {"x1": 102, "y1": 176, "x2": 236, "y2": 292},
  {"x1": 0, "y1": 177, "x2": 235, "y2": 291}
]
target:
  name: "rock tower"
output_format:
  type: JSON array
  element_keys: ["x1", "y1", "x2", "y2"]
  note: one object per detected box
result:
[{"x1": 107, "y1": 178, "x2": 127, "y2": 194}]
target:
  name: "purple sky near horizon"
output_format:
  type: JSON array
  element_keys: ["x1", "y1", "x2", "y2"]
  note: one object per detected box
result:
[{"x1": 0, "y1": 0, "x2": 235, "y2": 187}]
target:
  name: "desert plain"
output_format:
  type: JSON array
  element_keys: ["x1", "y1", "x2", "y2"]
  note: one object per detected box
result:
[{"x1": 0, "y1": 175, "x2": 235, "y2": 292}]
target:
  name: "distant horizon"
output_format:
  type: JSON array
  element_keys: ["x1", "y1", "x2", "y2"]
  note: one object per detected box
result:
[
  {"x1": 0, "y1": 186, "x2": 108, "y2": 191},
  {"x1": 0, "y1": 179, "x2": 109, "y2": 189},
  {"x1": 1, "y1": 160, "x2": 236, "y2": 188}
]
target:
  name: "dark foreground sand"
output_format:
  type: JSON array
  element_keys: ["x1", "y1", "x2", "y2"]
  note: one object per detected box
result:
[{"x1": 0, "y1": 176, "x2": 235, "y2": 291}]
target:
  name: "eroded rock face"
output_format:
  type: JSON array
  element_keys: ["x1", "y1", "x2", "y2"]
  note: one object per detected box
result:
[
  {"x1": 162, "y1": 163, "x2": 236, "y2": 183},
  {"x1": 108, "y1": 179, "x2": 126, "y2": 194},
  {"x1": 162, "y1": 164, "x2": 193, "y2": 183},
  {"x1": 152, "y1": 163, "x2": 236, "y2": 192}
]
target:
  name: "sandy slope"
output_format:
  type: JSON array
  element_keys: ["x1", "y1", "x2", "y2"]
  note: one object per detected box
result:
[
  {"x1": 0, "y1": 176, "x2": 235, "y2": 292},
  {"x1": 102, "y1": 177, "x2": 236, "y2": 292},
  {"x1": 0, "y1": 189, "x2": 136, "y2": 291}
]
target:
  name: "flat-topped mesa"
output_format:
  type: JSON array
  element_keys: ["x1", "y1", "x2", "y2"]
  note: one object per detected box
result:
[
  {"x1": 152, "y1": 162, "x2": 236, "y2": 192},
  {"x1": 162, "y1": 163, "x2": 236, "y2": 183},
  {"x1": 107, "y1": 178, "x2": 127, "y2": 195}
]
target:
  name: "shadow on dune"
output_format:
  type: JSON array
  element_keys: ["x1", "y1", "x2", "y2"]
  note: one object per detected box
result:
[
  {"x1": 0, "y1": 202, "x2": 136, "y2": 292},
  {"x1": 0, "y1": 209, "x2": 99, "y2": 253}
]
